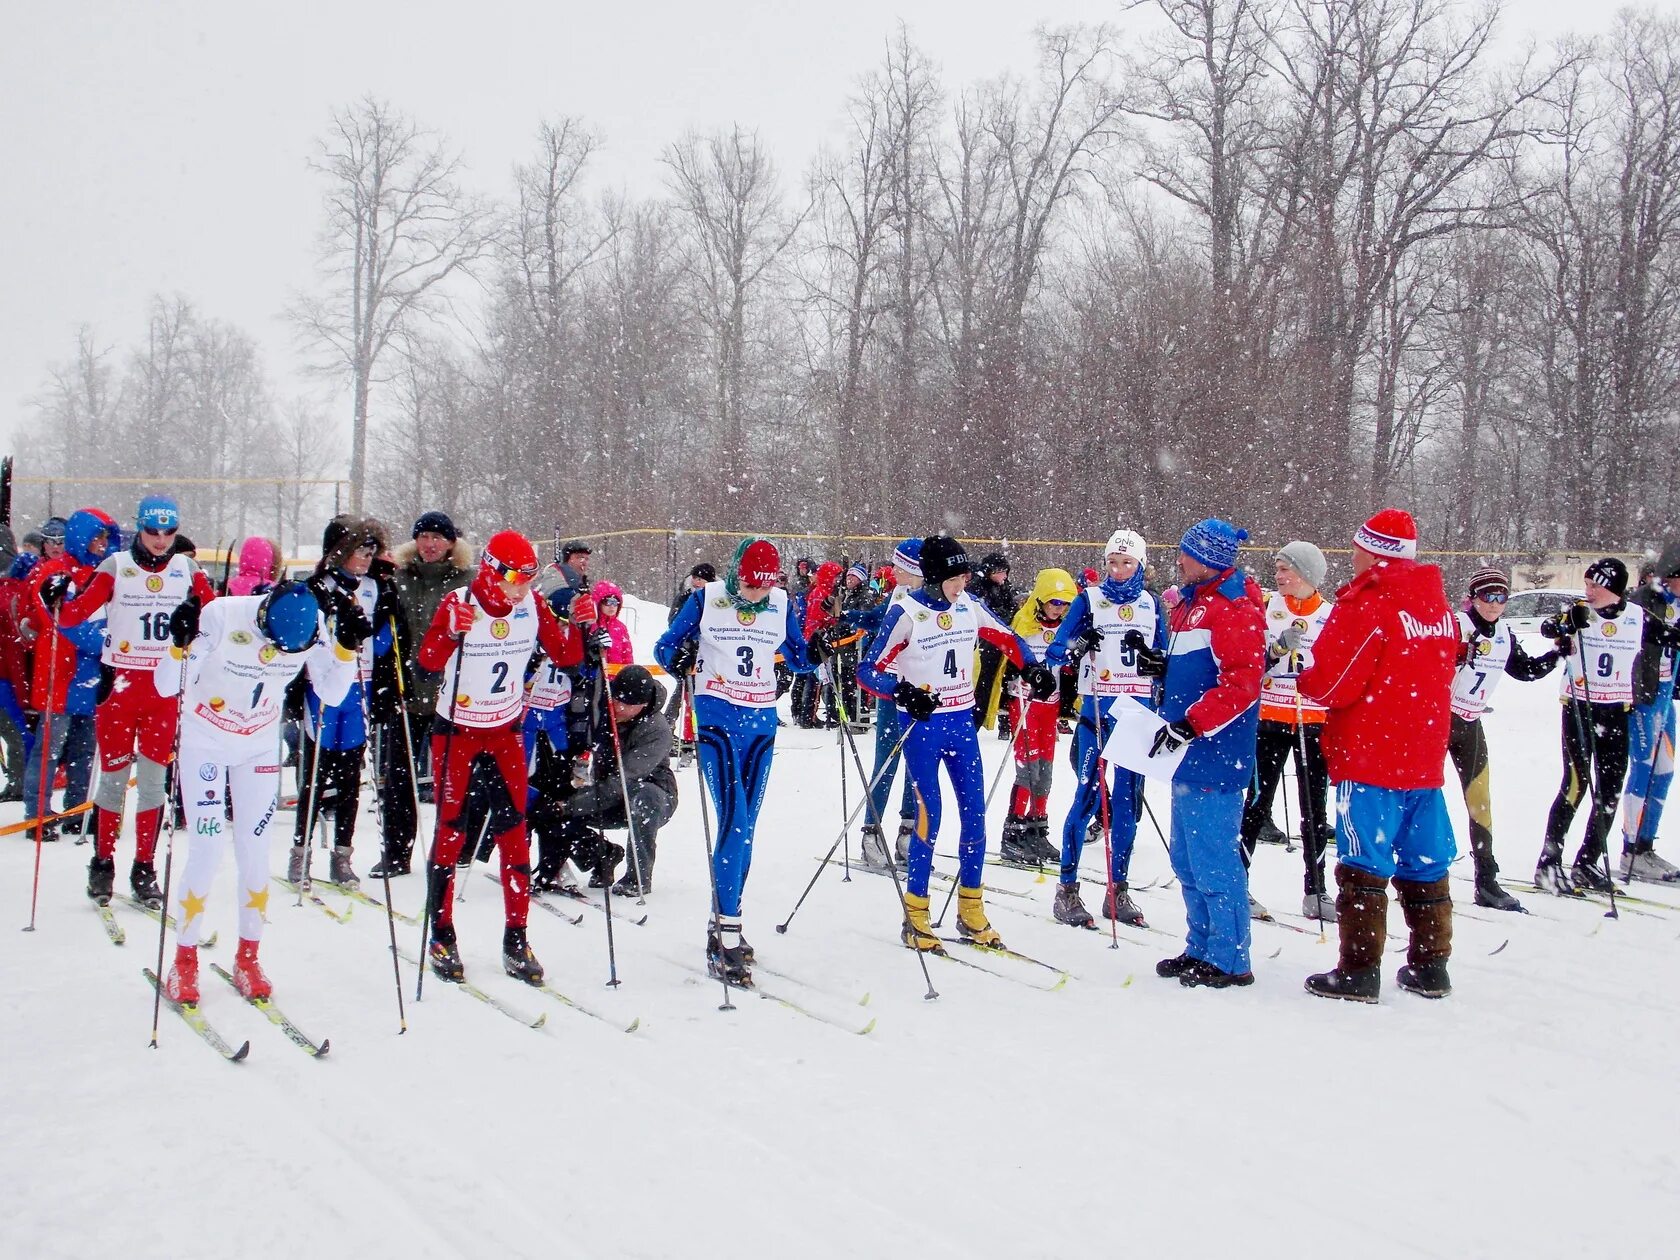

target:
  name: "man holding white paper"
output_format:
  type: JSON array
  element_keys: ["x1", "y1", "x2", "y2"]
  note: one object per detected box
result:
[{"x1": 1148, "y1": 519, "x2": 1266, "y2": 990}]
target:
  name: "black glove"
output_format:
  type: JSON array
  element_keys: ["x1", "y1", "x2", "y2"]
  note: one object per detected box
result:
[
  {"x1": 333, "y1": 599, "x2": 373, "y2": 651},
  {"x1": 168, "y1": 595, "x2": 202, "y2": 647},
  {"x1": 1568, "y1": 602, "x2": 1591, "y2": 631},
  {"x1": 894, "y1": 680, "x2": 939, "y2": 722},
  {"x1": 1149, "y1": 718, "x2": 1197, "y2": 758},
  {"x1": 1072, "y1": 626, "x2": 1103, "y2": 659},
  {"x1": 1021, "y1": 662, "x2": 1057, "y2": 701},
  {"x1": 587, "y1": 627, "x2": 612, "y2": 655},
  {"x1": 38, "y1": 572, "x2": 71, "y2": 609},
  {"x1": 667, "y1": 640, "x2": 698, "y2": 677},
  {"x1": 1123, "y1": 628, "x2": 1167, "y2": 677}
]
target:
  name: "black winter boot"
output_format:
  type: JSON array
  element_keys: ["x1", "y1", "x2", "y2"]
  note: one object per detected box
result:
[
  {"x1": 129, "y1": 860, "x2": 163, "y2": 909},
  {"x1": 87, "y1": 856, "x2": 116, "y2": 904}
]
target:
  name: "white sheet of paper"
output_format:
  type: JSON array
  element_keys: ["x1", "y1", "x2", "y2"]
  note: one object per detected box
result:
[{"x1": 1099, "y1": 694, "x2": 1187, "y2": 782}]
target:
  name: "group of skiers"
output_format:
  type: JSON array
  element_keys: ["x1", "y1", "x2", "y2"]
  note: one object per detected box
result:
[{"x1": 4, "y1": 494, "x2": 1677, "y2": 1007}]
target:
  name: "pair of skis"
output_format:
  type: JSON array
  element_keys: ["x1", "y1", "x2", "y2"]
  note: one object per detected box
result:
[{"x1": 142, "y1": 966, "x2": 328, "y2": 1063}]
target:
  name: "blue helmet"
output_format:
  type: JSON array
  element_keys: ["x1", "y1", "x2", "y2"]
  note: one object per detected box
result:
[
  {"x1": 137, "y1": 495, "x2": 180, "y2": 533},
  {"x1": 256, "y1": 582, "x2": 322, "y2": 654}
]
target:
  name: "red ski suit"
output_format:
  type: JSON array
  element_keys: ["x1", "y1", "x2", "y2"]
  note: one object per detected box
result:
[
  {"x1": 418, "y1": 581, "x2": 583, "y2": 926},
  {"x1": 1297, "y1": 558, "x2": 1458, "y2": 791}
]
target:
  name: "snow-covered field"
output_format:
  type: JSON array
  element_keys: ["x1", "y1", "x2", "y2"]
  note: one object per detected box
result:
[{"x1": 4, "y1": 602, "x2": 1677, "y2": 1259}]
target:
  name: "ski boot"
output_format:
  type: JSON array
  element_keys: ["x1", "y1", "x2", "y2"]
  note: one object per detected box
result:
[
  {"x1": 1621, "y1": 845, "x2": 1680, "y2": 883},
  {"x1": 1085, "y1": 817, "x2": 1103, "y2": 850},
  {"x1": 1571, "y1": 855, "x2": 1614, "y2": 893},
  {"x1": 1247, "y1": 891, "x2": 1271, "y2": 920},
  {"x1": 1103, "y1": 882, "x2": 1147, "y2": 927},
  {"x1": 86, "y1": 855, "x2": 115, "y2": 905},
  {"x1": 369, "y1": 850, "x2": 412, "y2": 879},
  {"x1": 326, "y1": 846, "x2": 359, "y2": 890},
  {"x1": 612, "y1": 869, "x2": 651, "y2": 897},
  {"x1": 1301, "y1": 891, "x2": 1338, "y2": 922},
  {"x1": 900, "y1": 892, "x2": 943, "y2": 953},
  {"x1": 129, "y1": 860, "x2": 164, "y2": 910},
  {"x1": 1155, "y1": 952, "x2": 1198, "y2": 979},
  {"x1": 1053, "y1": 882, "x2": 1095, "y2": 928},
  {"x1": 894, "y1": 820, "x2": 913, "y2": 867},
  {"x1": 859, "y1": 823, "x2": 893, "y2": 870},
  {"x1": 955, "y1": 886, "x2": 1004, "y2": 949},
  {"x1": 1394, "y1": 876, "x2": 1452, "y2": 1000},
  {"x1": 1306, "y1": 866, "x2": 1388, "y2": 1004},
  {"x1": 502, "y1": 926, "x2": 544, "y2": 985},
  {"x1": 1304, "y1": 967, "x2": 1380, "y2": 1002},
  {"x1": 1533, "y1": 857, "x2": 1573, "y2": 896},
  {"x1": 428, "y1": 922, "x2": 465, "y2": 982},
  {"x1": 286, "y1": 844, "x2": 307, "y2": 884},
  {"x1": 706, "y1": 916, "x2": 752, "y2": 985},
  {"x1": 1028, "y1": 814, "x2": 1058, "y2": 864},
  {"x1": 1472, "y1": 873, "x2": 1522, "y2": 911},
  {"x1": 998, "y1": 816, "x2": 1040, "y2": 866},
  {"x1": 233, "y1": 938, "x2": 272, "y2": 1000},
  {"x1": 1396, "y1": 961, "x2": 1452, "y2": 998},
  {"x1": 164, "y1": 944, "x2": 200, "y2": 1005},
  {"x1": 587, "y1": 840, "x2": 625, "y2": 889},
  {"x1": 1179, "y1": 958, "x2": 1254, "y2": 989}
]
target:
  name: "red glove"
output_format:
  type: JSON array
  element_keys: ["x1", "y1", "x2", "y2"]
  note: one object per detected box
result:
[
  {"x1": 448, "y1": 598, "x2": 475, "y2": 635},
  {"x1": 570, "y1": 592, "x2": 598, "y2": 626}
]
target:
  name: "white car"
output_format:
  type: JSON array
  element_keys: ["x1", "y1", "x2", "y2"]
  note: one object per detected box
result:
[{"x1": 1501, "y1": 588, "x2": 1583, "y2": 638}]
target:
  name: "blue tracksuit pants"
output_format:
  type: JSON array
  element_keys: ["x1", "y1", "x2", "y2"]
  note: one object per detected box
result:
[
  {"x1": 1334, "y1": 782, "x2": 1456, "y2": 882},
  {"x1": 1623, "y1": 683, "x2": 1675, "y2": 847},
  {"x1": 1060, "y1": 696, "x2": 1142, "y2": 886},
  {"x1": 695, "y1": 695, "x2": 778, "y2": 918},
  {"x1": 1168, "y1": 781, "x2": 1251, "y2": 975},
  {"x1": 902, "y1": 707, "x2": 987, "y2": 896}
]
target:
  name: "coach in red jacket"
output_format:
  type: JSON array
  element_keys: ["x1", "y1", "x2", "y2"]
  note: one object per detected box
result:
[{"x1": 1296, "y1": 509, "x2": 1459, "y2": 1003}]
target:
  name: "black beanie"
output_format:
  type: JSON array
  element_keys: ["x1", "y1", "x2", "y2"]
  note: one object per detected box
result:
[
  {"x1": 920, "y1": 536, "x2": 972, "y2": 585},
  {"x1": 690, "y1": 562, "x2": 717, "y2": 582},
  {"x1": 611, "y1": 664, "x2": 659, "y2": 708},
  {"x1": 1585, "y1": 557, "x2": 1629, "y2": 597},
  {"x1": 412, "y1": 510, "x2": 458, "y2": 543}
]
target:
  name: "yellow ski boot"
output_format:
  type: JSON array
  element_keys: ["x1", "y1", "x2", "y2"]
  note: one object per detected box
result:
[
  {"x1": 901, "y1": 891, "x2": 945, "y2": 953},
  {"x1": 956, "y1": 886, "x2": 1005, "y2": 949}
]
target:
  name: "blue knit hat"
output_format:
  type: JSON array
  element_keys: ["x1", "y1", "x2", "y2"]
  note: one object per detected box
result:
[
  {"x1": 892, "y1": 538, "x2": 923, "y2": 577},
  {"x1": 1179, "y1": 518, "x2": 1248, "y2": 572}
]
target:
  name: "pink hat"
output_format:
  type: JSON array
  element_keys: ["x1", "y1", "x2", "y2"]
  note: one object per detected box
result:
[{"x1": 1354, "y1": 509, "x2": 1418, "y2": 560}]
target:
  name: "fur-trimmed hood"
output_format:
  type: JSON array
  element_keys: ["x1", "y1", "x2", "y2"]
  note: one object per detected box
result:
[{"x1": 392, "y1": 537, "x2": 474, "y2": 570}]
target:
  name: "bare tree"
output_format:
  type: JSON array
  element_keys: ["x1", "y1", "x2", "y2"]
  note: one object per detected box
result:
[
  {"x1": 663, "y1": 126, "x2": 806, "y2": 504},
  {"x1": 290, "y1": 97, "x2": 489, "y2": 513}
]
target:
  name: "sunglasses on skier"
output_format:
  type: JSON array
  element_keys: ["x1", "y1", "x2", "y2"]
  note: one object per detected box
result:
[
  {"x1": 486, "y1": 554, "x2": 539, "y2": 584},
  {"x1": 142, "y1": 527, "x2": 177, "y2": 538},
  {"x1": 1477, "y1": 591, "x2": 1508, "y2": 605}
]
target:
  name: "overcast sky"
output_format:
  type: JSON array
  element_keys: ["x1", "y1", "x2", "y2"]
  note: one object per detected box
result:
[{"x1": 0, "y1": 0, "x2": 1658, "y2": 453}]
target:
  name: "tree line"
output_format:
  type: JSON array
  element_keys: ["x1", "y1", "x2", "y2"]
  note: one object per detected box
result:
[{"x1": 21, "y1": 2, "x2": 1680, "y2": 567}]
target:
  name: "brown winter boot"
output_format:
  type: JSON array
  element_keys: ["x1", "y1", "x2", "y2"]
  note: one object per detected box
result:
[
  {"x1": 1392, "y1": 875, "x2": 1453, "y2": 998},
  {"x1": 1304, "y1": 865, "x2": 1388, "y2": 1003}
]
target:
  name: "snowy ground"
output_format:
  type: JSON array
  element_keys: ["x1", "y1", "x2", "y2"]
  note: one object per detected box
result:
[{"x1": 5, "y1": 604, "x2": 1678, "y2": 1259}]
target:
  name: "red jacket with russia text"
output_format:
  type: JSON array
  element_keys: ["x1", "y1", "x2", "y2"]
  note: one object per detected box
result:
[{"x1": 1296, "y1": 558, "x2": 1458, "y2": 791}]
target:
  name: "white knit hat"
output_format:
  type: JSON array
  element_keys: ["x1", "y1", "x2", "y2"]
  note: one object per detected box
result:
[{"x1": 1105, "y1": 529, "x2": 1147, "y2": 566}]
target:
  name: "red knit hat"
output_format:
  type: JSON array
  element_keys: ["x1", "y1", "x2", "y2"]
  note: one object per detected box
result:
[
  {"x1": 1354, "y1": 509, "x2": 1418, "y2": 560},
  {"x1": 738, "y1": 539, "x2": 781, "y2": 587}
]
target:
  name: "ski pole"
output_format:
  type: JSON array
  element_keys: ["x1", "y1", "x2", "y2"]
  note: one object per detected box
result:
[
  {"x1": 599, "y1": 663, "x2": 647, "y2": 906},
  {"x1": 23, "y1": 593, "x2": 64, "y2": 932},
  {"x1": 591, "y1": 664, "x2": 623, "y2": 988},
  {"x1": 934, "y1": 684, "x2": 1031, "y2": 929},
  {"x1": 1570, "y1": 628, "x2": 1617, "y2": 919},
  {"x1": 686, "y1": 678, "x2": 732, "y2": 1011},
  {"x1": 366, "y1": 625, "x2": 406, "y2": 1033},
  {"x1": 830, "y1": 681, "x2": 937, "y2": 998},
  {"x1": 1295, "y1": 690, "x2": 1327, "y2": 942},
  {"x1": 837, "y1": 662, "x2": 851, "y2": 882},
  {"x1": 775, "y1": 720, "x2": 916, "y2": 935},
  {"x1": 1090, "y1": 698, "x2": 1119, "y2": 950},
  {"x1": 295, "y1": 618, "x2": 333, "y2": 905},
  {"x1": 149, "y1": 652, "x2": 192, "y2": 1047},
  {"x1": 417, "y1": 611, "x2": 470, "y2": 1002}
]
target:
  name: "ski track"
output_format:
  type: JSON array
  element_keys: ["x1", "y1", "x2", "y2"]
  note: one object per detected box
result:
[{"x1": 4, "y1": 606, "x2": 1677, "y2": 1257}]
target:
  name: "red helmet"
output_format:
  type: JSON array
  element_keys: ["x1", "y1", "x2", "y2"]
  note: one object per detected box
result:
[{"x1": 480, "y1": 530, "x2": 538, "y2": 585}]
